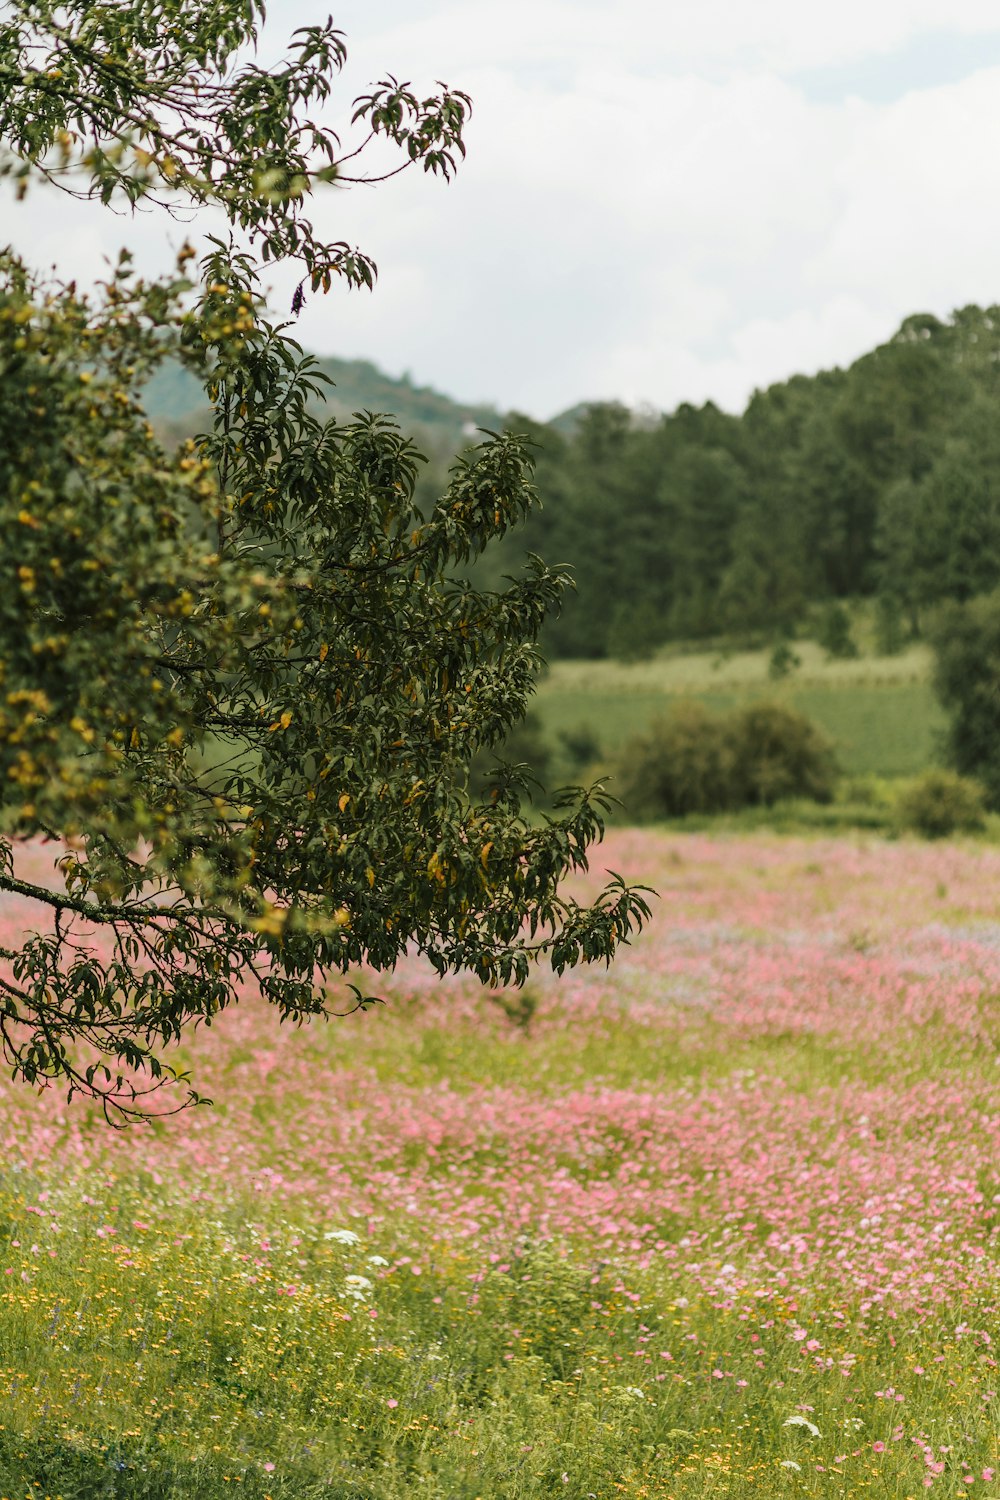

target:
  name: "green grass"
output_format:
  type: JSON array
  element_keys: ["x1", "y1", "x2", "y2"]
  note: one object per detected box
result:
[
  {"x1": 0, "y1": 1210, "x2": 991, "y2": 1499},
  {"x1": 536, "y1": 642, "x2": 945, "y2": 777},
  {"x1": 1, "y1": 818, "x2": 998, "y2": 1498},
  {"x1": 0, "y1": 923, "x2": 996, "y2": 1499}
]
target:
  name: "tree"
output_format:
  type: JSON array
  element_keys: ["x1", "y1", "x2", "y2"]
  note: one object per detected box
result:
[
  {"x1": 0, "y1": 2, "x2": 651, "y2": 1120},
  {"x1": 817, "y1": 603, "x2": 859, "y2": 660},
  {"x1": 931, "y1": 594, "x2": 1000, "y2": 809}
]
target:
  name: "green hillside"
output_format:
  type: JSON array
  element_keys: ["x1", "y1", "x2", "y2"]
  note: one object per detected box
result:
[
  {"x1": 143, "y1": 352, "x2": 502, "y2": 456},
  {"x1": 147, "y1": 307, "x2": 1000, "y2": 671}
]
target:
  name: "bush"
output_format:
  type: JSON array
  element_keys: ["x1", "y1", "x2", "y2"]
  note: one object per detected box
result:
[
  {"x1": 896, "y1": 769, "x2": 986, "y2": 838},
  {"x1": 616, "y1": 700, "x2": 736, "y2": 820},
  {"x1": 818, "y1": 602, "x2": 859, "y2": 659},
  {"x1": 556, "y1": 722, "x2": 604, "y2": 779},
  {"x1": 875, "y1": 594, "x2": 906, "y2": 656},
  {"x1": 840, "y1": 774, "x2": 895, "y2": 810},
  {"x1": 768, "y1": 639, "x2": 801, "y2": 679},
  {"x1": 727, "y1": 701, "x2": 838, "y2": 807},
  {"x1": 930, "y1": 594, "x2": 1000, "y2": 808},
  {"x1": 616, "y1": 699, "x2": 837, "y2": 821}
]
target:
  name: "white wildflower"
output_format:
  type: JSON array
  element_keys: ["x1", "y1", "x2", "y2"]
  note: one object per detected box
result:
[{"x1": 783, "y1": 1415, "x2": 820, "y2": 1438}]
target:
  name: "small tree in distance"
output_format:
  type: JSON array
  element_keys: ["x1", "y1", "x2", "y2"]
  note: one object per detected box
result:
[
  {"x1": 0, "y1": 2, "x2": 651, "y2": 1120},
  {"x1": 931, "y1": 594, "x2": 1000, "y2": 808}
]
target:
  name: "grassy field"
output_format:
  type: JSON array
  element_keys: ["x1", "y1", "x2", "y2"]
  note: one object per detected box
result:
[
  {"x1": 0, "y1": 830, "x2": 998, "y2": 1497},
  {"x1": 535, "y1": 643, "x2": 945, "y2": 778}
]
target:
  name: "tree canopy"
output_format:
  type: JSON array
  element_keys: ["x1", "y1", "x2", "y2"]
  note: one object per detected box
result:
[
  {"x1": 478, "y1": 307, "x2": 1000, "y2": 657},
  {"x1": 0, "y1": 1, "x2": 651, "y2": 1120}
]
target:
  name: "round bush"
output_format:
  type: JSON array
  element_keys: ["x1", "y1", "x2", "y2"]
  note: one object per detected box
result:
[
  {"x1": 896, "y1": 769, "x2": 986, "y2": 839},
  {"x1": 616, "y1": 700, "x2": 736, "y2": 820},
  {"x1": 616, "y1": 699, "x2": 837, "y2": 821},
  {"x1": 726, "y1": 701, "x2": 838, "y2": 807}
]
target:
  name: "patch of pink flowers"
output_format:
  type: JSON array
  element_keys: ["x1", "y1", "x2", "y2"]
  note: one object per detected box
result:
[{"x1": 1, "y1": 831, "x2": 998, "y2": 1322}]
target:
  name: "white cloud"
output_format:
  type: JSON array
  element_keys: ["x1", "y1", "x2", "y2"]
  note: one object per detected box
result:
[
  {"x1": 328, "y1": 0, "x2": 1000, "y2": 78},
  {"x1": 7, "y1": 2, "x2": 1000, "y2": 418},
  {"x1": 806, "y1": 68, "x2": 1000, "y2": 309}
]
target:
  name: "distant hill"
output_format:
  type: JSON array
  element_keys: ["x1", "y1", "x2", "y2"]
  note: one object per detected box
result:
[
  {"x1": 546, "y1": 402, "x2": 593, "y2": 438},
  {"x1": 142, "y1": 353, "x2": 504, "y2": 458}
]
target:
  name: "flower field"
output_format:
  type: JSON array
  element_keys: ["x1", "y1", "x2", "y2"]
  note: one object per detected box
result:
[{"x1": 0, "y1": 831, "x2": 997, "y2": 1498}]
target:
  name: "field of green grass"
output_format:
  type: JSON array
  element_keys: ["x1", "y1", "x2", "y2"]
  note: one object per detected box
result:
[
  {"x1": 0, "y1": 830, "x2": 997, "y2": 1497},
  {"x1": 535, "y1": 643, "x2": 944, "y2": 778}
]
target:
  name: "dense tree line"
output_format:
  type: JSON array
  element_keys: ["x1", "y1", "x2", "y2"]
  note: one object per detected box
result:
[{"x1": 485, "y1": 308, "x2": 1000, "y2": 657}]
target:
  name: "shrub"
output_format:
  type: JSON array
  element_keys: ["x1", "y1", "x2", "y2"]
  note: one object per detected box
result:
[
  {"x1": 818, "y1": 602, "x2": 859, "y2": 659},
  {"x1": 875, "y1": 594, "x2": 906, "y2": 656},
  {"x1": 616, "y1": 700, "x2": 736, "y2": 819},
  {"x1": 768, "y1": 639, "x2": 801, "y2": 679},
  {"x1": 930, "y1": 594, "x2": 1000, "y2": 808},
  {"x1": 557, "y1": 723, "x2": 603, "y2": 775},
  {"x1": 896, "y1": 770, "x2": 986, "y2": 838},
  {"x1": 840, "y1": 775, "x2": 895, "y2": 810},
  {"x1": 616, "y1": 699, "x2": 837, "y2": 821},
  {"x1": 727, "y1": 702, "x2": 838, "y2": 808}
]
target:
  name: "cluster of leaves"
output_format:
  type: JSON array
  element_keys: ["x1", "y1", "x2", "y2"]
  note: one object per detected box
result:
[
  {"x1": 0, "y1": 1, "x2": 651, "y2": 1118},
  {"x1": 930, "y1": 593, "x2": 1000, "y2": 809},
  {"x1": 0, "y1": 1, "x2": 470, "y2": 297}
]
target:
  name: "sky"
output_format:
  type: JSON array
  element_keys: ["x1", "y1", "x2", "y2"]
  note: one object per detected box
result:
[{"x1": 9, "y1": 0, "x2": 1000, "y2": 419}]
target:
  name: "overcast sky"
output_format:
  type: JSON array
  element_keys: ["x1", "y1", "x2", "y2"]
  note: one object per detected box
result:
[{"x1": 9, "y1": 1, "x2": 1000, "y2": 418}]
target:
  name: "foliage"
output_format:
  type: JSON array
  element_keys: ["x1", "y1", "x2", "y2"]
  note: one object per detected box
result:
[
  {"x1": 895, "y1": 769, "x2": 986, "y2": 839},
  {"x1": 727, "y1": 701, "x2": 837, "y2": 807},
  {"x1": 555, "y1": 721, "x2": 603, "y2": 778},
  {"x1": 533, "y1": 642, "x2": 944, "y2": 781},
  {"x1": 930, "y1": 593, "x2": 1000, "y2": 808},
  {"x1": 146, "y1": 299, "x2": 1000, "y2": 665},
  {"x1": 817, "y1": 601, "x2": 859, "y2": 660},
  {"x1": 874, "y1": 593, "x2": 906, "y2": 655},
  {"x1": 476, "y1": 306, "x2": 1000, "y2": 657},
  {"x1": 616, "y1": 699, "x2": 836, "y2": 821},
  {"x1": 768, "y1": 638, "x2": 801, "y2": 679},
  {"x1": 615, "y1": 701, "x2": 737, "y2": 820},
  {"x1": 467, "y1": 709, "x2": 554, "y2": 803},
  {"x1": 143, "y1": 350, "x2": 502, "y2": 497},
  {"x1": 0, "y1": 1, "x2": 651, "y2": 1118},
  {"x1": 606, "y1": 598, "x2": 667, "y2": 661}
]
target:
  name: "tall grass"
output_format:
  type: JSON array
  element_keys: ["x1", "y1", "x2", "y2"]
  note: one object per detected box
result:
[{"x1": 0, "y1": 830, "x2": 997, "y2": 1497}]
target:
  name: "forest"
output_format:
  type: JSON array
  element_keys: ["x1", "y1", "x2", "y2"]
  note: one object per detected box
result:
[{"x1": 479, "y1": 305, "x2": 1000, "y2": 657}]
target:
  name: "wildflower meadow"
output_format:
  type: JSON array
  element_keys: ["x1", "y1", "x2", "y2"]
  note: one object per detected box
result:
[{"x1": 0, "y1": 830, "x2": 997, "y2": 1498}]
